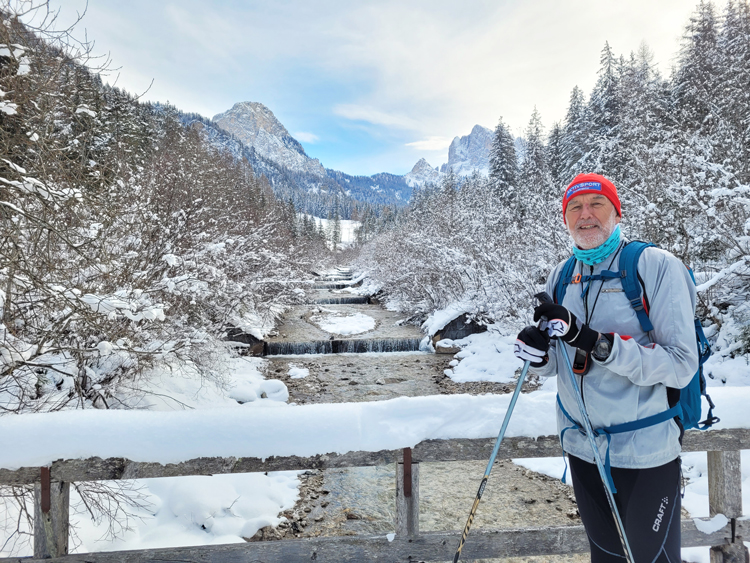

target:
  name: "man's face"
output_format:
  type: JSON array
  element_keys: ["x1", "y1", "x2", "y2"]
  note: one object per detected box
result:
[{"x1": 565, "y1": 193, "x2": 621, "y2": 250}]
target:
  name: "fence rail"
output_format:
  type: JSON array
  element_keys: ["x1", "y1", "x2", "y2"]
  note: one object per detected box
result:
[{"x1": 1, "y1": 429, "x2": 748, "y2": 562}]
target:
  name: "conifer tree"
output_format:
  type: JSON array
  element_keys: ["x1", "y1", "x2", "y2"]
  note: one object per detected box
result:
[
  {"x1": 332, "y1": 200, "x2": 342, "y2": 249},
  {"x1": 489, "y1": 117, "x2": 518, "y2": 201},
  {"x1": 674, "y1": 1, "x2": 721, "y2": 134},
  {"x1": 561, "y1": 86, "x2": 588, "y2": 178},
  {"x1": 580, "y1": 42, "x2": 623, "y2": 175},
  {"x1": 547, "y1": 122, "x2": 565, "y2": 189}
]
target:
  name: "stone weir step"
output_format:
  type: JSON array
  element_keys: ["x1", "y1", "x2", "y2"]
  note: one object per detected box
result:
[
  {"x1": 313, "y1": 296, "x2": 370, "y2": 305},
  {"x1": 313, "y1": 282, "x2": 358, "y2": 290},
  {"x1": 265, "y1": 337, "x2": 423, "y2": 356}
]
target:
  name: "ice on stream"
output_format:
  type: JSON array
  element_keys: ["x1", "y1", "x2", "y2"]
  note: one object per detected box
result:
[{"x1": 310, "y1": 310, "x2": 376, "y2": 335}]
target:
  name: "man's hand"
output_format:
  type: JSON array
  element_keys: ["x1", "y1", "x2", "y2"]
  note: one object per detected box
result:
[
  {"x1": 514, "y1": 326, "x2": 550, "y2": 367},
  {"x1": 533, "y1": 302, "x2": 598, "y2": 354}
]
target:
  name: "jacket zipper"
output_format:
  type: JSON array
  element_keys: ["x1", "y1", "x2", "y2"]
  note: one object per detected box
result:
[{"x1": 581, "y1": 264, "x2": 594, "y2": 409}]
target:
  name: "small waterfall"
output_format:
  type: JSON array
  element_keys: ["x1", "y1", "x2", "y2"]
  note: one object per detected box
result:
[
  {"x1": 314, "y1": 296, "x2": 370, "y2": 305},
  {"x1": 314, "y1": 282, "x2": 354, "y2": 290},
  {"x1": 265, "y1": 340, "x2": 333, "y2": 355},
  {"x1": 332, "y1": 338, "x2": 423, "y2": 354},
  {"x1": 264, "y1": 337, "x2": 423, "y2": 356}
]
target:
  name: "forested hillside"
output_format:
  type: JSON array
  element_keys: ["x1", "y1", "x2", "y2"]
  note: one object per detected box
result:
[
  {"x1": 358, "y1": 0, "x2": 750, "y2": 349},
  {"x1": 179, "y1": 112, "x2": 392, "y2": 222}
]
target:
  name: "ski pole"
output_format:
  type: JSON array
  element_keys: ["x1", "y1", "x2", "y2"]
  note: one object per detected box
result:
[
  {"x1": 536, "y1": 291, "x2": 635, "y2": 563},
  {"x1": 453, "y1": 293, "x2": 548, "y2": 563},
  {"x1": 452, "y1": 358, "x2": 531, "y2": 563}
]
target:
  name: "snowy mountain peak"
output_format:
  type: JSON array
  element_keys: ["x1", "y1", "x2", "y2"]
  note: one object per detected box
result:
[
  {"x1": 212, "y1": 102, "x2": 326, "y2": 177},
  {"x1": 440, "y1": 125, "x2": 492, "y2": 177},
  {"x1": 404, "y1": 158, "x2": 441, "y2": 187}
]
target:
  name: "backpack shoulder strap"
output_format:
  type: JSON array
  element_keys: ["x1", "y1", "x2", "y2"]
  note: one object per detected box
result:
[
  {"x1": 554, "y1": 256, "x2": 578, "y2": 304},
  {"x1": 619, "y1": 241, "x2": 656, "y2": 332}
]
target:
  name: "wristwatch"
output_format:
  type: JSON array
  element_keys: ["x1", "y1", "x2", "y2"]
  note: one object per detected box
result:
[{"x1": 591, "y1": 333, "x2": 613, "y2": 362}]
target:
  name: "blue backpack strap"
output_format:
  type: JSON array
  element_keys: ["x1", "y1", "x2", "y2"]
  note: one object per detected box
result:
[
  {"x1": 687, "y1": 267, "x2": 713, "y2": 366},
  {"x1": 556, "y1": 394, "x2": 617, "y2": 493},
  {"x1": 601, "y1": 404, "x2": 683, "y2": 434},
  {"x1": 554, "y1": 256, "x2": 578, "y2": 304},
  {"x1": 618, "y1": 242, "x2": 656, "y2": 332}
]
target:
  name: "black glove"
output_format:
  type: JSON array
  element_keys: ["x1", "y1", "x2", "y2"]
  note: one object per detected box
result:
[
  {"x1": 533, "y1": 302, "x2": 598, "y2": 354},
  {"x1": 514, "y1": 326, "x2": 550, "y2": 367}
]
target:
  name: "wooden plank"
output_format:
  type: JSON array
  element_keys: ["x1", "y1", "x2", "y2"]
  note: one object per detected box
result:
[
  {"x1": 711, "y1": 543, "x2": 750, "y2": 563},
  {"x1": 707, "y1": 450, "x2": 743, "y2": 518},
  {"x1": 33, "y1": 477, "x2": 69, "y2": 559},
  {"x1": 2, "y1": 519, "x2": 745, "y2": 563},
  {"x1": 707, "y1": 450, "x2": 748, "y2": 563},
  {"x1": 1, "y1": 428, "x2": 749, "y2": 485},
  {"x1": 395, "y1": 461, "x2": 419, "y2": 538}
]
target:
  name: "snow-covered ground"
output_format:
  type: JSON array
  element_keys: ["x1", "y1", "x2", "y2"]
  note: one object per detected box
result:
[{"x1": 1, "y1": 319, "x2": 749, "y2": 559}]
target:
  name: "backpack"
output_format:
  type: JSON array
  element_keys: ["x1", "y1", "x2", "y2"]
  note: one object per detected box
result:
[{"x1": 553, "y1": 241, "x2": 718, "y2": 431}]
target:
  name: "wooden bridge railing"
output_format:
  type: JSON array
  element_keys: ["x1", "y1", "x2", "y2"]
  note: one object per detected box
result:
[{"x1": 0, "y1": 428, "x2": 748, "y2": 562}]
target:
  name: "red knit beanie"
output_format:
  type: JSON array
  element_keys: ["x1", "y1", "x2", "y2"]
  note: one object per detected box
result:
[{"x1": 562, "y1": 173, "x2": 621, "y2": 224}]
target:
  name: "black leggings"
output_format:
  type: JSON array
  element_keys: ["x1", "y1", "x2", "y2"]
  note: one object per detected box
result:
[{"x1": 569, "y1": 455, "x2": 682, "y2": 563}]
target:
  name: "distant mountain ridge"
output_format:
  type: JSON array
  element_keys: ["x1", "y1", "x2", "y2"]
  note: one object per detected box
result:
[
  {"x1": 208, "y1": 101, "x2": 493, "y2": 205},
  {"x1": 440, "y1": 124, "x2": 493, "y2": 177},
  {"x1": 404, "y1": 158, "x2": 441, "y2": 187},
  {"x1": 213, "y1": 102, "x2": 327, "y2": 178}
]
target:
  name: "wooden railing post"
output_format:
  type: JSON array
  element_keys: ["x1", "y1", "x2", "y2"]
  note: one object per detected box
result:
[
  {"x1": 707, "y1": 450, "x2": 749, "y2": 563},
  {"x1": 33, "y1": 467, "x2": 70, "y2": 559},
  {"x1": 396, "y1": 447, "x2": 419, "y2": 538}
]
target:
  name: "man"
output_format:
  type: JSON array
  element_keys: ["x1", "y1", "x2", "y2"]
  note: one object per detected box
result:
[{"x1": 514, "y1": 173, "x2": 697, "y2": 563}]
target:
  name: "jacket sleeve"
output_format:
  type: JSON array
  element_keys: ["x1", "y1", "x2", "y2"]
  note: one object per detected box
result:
[{"x1": 596, "y1": 249, "x2": 698, "y2": 389}]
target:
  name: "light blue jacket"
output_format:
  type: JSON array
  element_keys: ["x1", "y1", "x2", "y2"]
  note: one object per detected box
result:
[{"x1": 532, "y1": 237, "x2": 698, "y2": 469}]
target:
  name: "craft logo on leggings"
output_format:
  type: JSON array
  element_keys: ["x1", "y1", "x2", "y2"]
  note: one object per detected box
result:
[{"x1": 652, "y1": 497, "x2": 670, "y2": 532}]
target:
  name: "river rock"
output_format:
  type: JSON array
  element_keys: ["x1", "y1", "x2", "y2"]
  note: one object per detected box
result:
[{"x1": 431, "y1": 313, "x2": 488, "y2": 351}]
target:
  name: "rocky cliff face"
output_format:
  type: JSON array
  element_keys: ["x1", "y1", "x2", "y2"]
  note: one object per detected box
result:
[
  {"x1": 212, "y1": 102, "x2": 327, "y2": 177},
  {"x1": 439, "y1": 124, "x2": 492, "y2": 176},
  {"x1": 404, "y1": 158, "x2": 441, "y2": 187},
  {"x1": 405, "y1": 125, "x2": 492, "y2": 187}
]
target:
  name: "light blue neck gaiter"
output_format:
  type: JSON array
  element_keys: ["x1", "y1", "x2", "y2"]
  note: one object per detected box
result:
[{"x1": 572, "y1": 225, "x2": 621, "y2": 266}]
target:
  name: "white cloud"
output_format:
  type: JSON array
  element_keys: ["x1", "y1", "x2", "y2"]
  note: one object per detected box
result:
[
  {"x1": 294, "y1": 132, "x2": 320, "y2": 143},
  {"x1": 405, "y1": 136, "x2": 452, "y2": 151},
  {"x1": 333, "y1": 104, "x2": 421, "y2": 130}
]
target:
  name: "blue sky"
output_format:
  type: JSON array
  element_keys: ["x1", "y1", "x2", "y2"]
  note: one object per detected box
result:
[{"x1": 44, "y1": 0, "x2": 697, "y2": 176}]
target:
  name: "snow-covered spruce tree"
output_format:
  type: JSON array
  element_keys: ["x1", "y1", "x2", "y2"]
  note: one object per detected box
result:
[
  {"x1": 579, "y1": 42, "x2": 625, "y2": 177},
  {"x1": 611, "y1": 44, "x2": 678, "y2": 251},
  {"x1": 516, "y1": 108, "x2": 568, "y2": 283},
  {"x1": 489, "y1": 117, "x2": 517, "y2": 201},
  {"x1": 547, "y1": 122, "x2": 565, "y2": 189},
  {"x1": 560, "y1": 86, "x2": 588, "y2": 180},
  {"x1": 718, "y1": 0, "x2": 750, "y2": 184}
]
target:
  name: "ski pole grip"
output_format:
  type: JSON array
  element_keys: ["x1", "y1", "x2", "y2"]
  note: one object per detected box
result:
[
  {"x1": 535, "y1": 291, "x2": 553, "y2": 305},
  {"x1": 534, "y1": 292, "x2": 553, "y2": 329}
]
